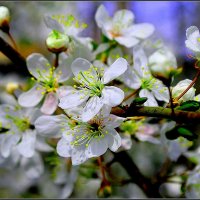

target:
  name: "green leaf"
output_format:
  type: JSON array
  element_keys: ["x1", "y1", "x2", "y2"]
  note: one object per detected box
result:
[
  {"x1": 176, "y1": 100, "x2": 200, "y2": 111},
  {"x1": 177, "y1": 127, "x2": 197, "y2": 141},
  {"x1": 165, "y1": 126, "x2": 197, "y2": 141},
  {"x1": 132, "y1": 97, "x2": 148, "y2": 105},
  {"x1": 101, "y1": 34, "x2": 110, "y2": 43}
]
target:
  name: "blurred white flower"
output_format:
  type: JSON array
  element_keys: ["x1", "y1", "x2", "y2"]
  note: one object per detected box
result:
[
  {"x1": 172, "y1": 79, "x2": 196, "y2": 102},
  {"x1": 95, "y1": 5, "x2": 154, "y2": 48},
  {"x1": 185, "y1": 26, "x2": 200, "y2": 58},
  {"x1": 0, "y1": 104, "x2": 43, "y2": 158},
  {"x1": 149, "y1": 48, "x2": 178, "y2": 81}
]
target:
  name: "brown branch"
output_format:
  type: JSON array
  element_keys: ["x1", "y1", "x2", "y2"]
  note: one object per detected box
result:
[
  {"x1": 0, "y1": 36, "x2": 28, "y2": 72},
  {"x1": 112, "y1": 106, "x2": 200, "y2": 124},
  {"x1": 113, "y1": 151, "x2": 162, "y2": 197}
]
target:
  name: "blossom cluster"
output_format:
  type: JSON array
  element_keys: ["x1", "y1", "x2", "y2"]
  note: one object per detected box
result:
[{"x1": 0, "y1": 4, "x2": 200, "y2": 198}]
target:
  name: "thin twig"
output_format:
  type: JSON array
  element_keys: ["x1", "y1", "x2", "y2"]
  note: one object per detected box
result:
[
  {"x1": 175, "y1": 69, "x2": 200, "y2": 101},
  {"x1": 167, "y1": 86, "x2": 175, "y2": 117},
  {"x1": 122, "y1": 88, "x2": 139, "y2": 103}
]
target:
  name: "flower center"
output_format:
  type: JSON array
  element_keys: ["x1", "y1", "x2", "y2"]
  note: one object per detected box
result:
[
  {"x1": 73, "y1": 66, "x2": 105, "y2": 97},
  {"x1": 67, "y1": 118, "x2": 106, "y2": 148},
  {"x1": 109, "y1": 24, "x2": 122, "y2": 38},
  {"x1": 6, "y1": 115, "x2": 31, "y2": 132},
  {"x1": 141, "y1": 77, "x2": 156, "y2": 90},
  {"x1": 33, "y1": 66, "x2": 59, "y2": 94}
]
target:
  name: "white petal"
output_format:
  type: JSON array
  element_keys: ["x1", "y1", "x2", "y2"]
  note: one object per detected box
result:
[
  {"x1": 18, "y1": 84, "x2": 45, "y2": 107},
  {"x1": 105, "y1": 128, "x2": 121, "y2": 152},
  {"x1": 56, "y1": 86, "x2": 74, "y2": 99},
  {"x1": 88, "y1": 137, "x2": 108, "y2": 157},
  {"x1": 185, "y1": 40, "x2": 200, "y2": 52},
  {"x1": 21, "y1": 152, "x2": 44, "y2": 179},
  {"x1": 122, "y1": 67, "x2": 141, "y2": 89},
  {"x1": 97, "y1": 105, "x2": 112, "y2": 119},
  {"x1": 35, "y1": 114, "x2": 67, "y2": 138},
  {"x1": 55, "y1": 54, "x2": 73, "y2": 83},
  {"x1": 82, "y1": 96, "x2": 104, "y2": 122},
  {"x1": 132, "y1": 45, "x2": 149, "y2": 78},
  {"x1": 93, "y1": 43, "x2": 110, "y2": 58},
  {"x1": 139, "y1": 89, "x2": 158, "y2": 106},
  {"x1": 113, "y1": 10, "x2": 134, "y2": 26},
  {"x1": 152, "y1": 81, "x2": 169, "y2": 102},
  {"x1": 56, "y1": 138, "x2": 72, "y2": 158},
  {"x1": 102, "y1": 86, "x2": 124, "y2": 107},
  {"x1": 60, "y1": 183, "x2": 74, "y2": 199},
  {"x1": 103, "y1": 114, "x2": 125, "y2": 128},
  {"x1": 115, "y1": 36, "x2": 139, "y2": 48},
  {"x1": 128, "y1": 23, "x2": 155, "y2": 39},
  {"x1": 1, "y1": 133, "x2": 20, "y2": 158},
  {"x1": 44, "y1": 15, "x2": 64, "y2": 33},
  {"x1": 26, "y1": 53, "x2": 52, "y2": 80},
  {"x1": 185, "y1": 26, "x2": 200, "y2": 52},
  {"x1": 26, "y1": 108, "x2": 42, "y2": 124},
  {"x1": 59, "y1": 90, "x2": 89, "y2": 109},
  {"x1": 40, "y1": 92, "x2": 58, "y2": 115},
  {"x1": 95, "y1": 5, "x2": 110, "y2": 28},
  {"x1": 107, "y1": 47, "x2": 123, "y2": 66},
  {"x1": 17, "y1": 130, "x2": 36, "y2": 158},
  {"x1": 71, "y1": 58, "x2": 92, "y2": 77},
  {"x1": 35, "y1": 136, "x2": 54, "y2": 152},
  {"x1": 102, "y1": 57, "x2": 128, "y2": 84},
  {"x1": 71, "y1": 146, "x2": 87, "y2": 165}
]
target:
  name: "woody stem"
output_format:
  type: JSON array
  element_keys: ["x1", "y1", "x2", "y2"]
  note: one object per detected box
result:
[
  {"x1": 175, "y1": 69, "x2": 200, "y2": 101},
  {"x1": 167, "y1": 86, "x2": 175, "y2": 117},
  {"x1": 122, "y1": 88, "x2": 139, "y2": 103},
  {"x1": 97, "y1": 156, "x2": 107, "y2": 182}
]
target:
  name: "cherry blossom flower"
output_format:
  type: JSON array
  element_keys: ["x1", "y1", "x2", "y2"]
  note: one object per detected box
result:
[
  {"x1": 59, "y1": 57, "x2": 127, "y2": 122},
  {"x1": 35, "y1": 106, "x2": 125, "y2": 165},
  {"x1": 18, "y1": 53, "x2": 73, "y2": 115},
  {"x1": 0, "y1": 104, "x2": 43, "y2": 158},
  {"x1": 172, "y1": 79, "x2": 196, "y2": 102},
  {"x1": 122, "y1": 46, "x2": 169, "y2": 106},
  {"x1": 185, "y1": 26, "x2": 200, "y2": 57},
  {"x1": 95, "y1": 5, "x2": 154, "y2": 48},
  {"x1": 44, "y1": 14, "x2": 92, "y2": 49},
  {"x1": 149, "y1": 48, "x2": 178, "y2": 82}
]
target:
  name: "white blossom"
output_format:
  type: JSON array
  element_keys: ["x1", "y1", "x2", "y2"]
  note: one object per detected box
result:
[
  {"x1": 59, "y1": 57, "x2": 127, "y2": 122},
  {"x1": 149, "y1": 48, "x2": 178, "y2": 80},
  {"x1": 0, "y1": 104, "x2": 43, "y2": 158},
  {"x1": 172, "y1": 79, "x2": 196, "y2": 102},
  {"x1": 95, "y1": 5, "x2": 154, "y2": 48},
  {"x1": 185, "y1": 26, "x2": 200, "y2": 58},
  {"x1": 18, "y1": 53, "x2": 73, "y2": 115},
  {"x1": 122, "y1": 46, "x2": 169, "y2": 106}
]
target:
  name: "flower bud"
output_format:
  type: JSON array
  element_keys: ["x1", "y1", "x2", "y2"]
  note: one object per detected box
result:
[
  {"x1": 149, "y1": 49, "x2": 178, "y2": 86},
  {"x1": 0, "y1": 6, "x2": 10, "y2": 33},
  {"x1": 46, "y1": 30, "x2": 69, "y2": 53},
  {"x1": 172, "y1": 79, "x2": 196, "y2": 102},
  {"x1": 6, "y1": 82, "x2": 19, "y2": 94},
  {"x1": 97, "y1": 181, "x2": 112, "y2": 198}
]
